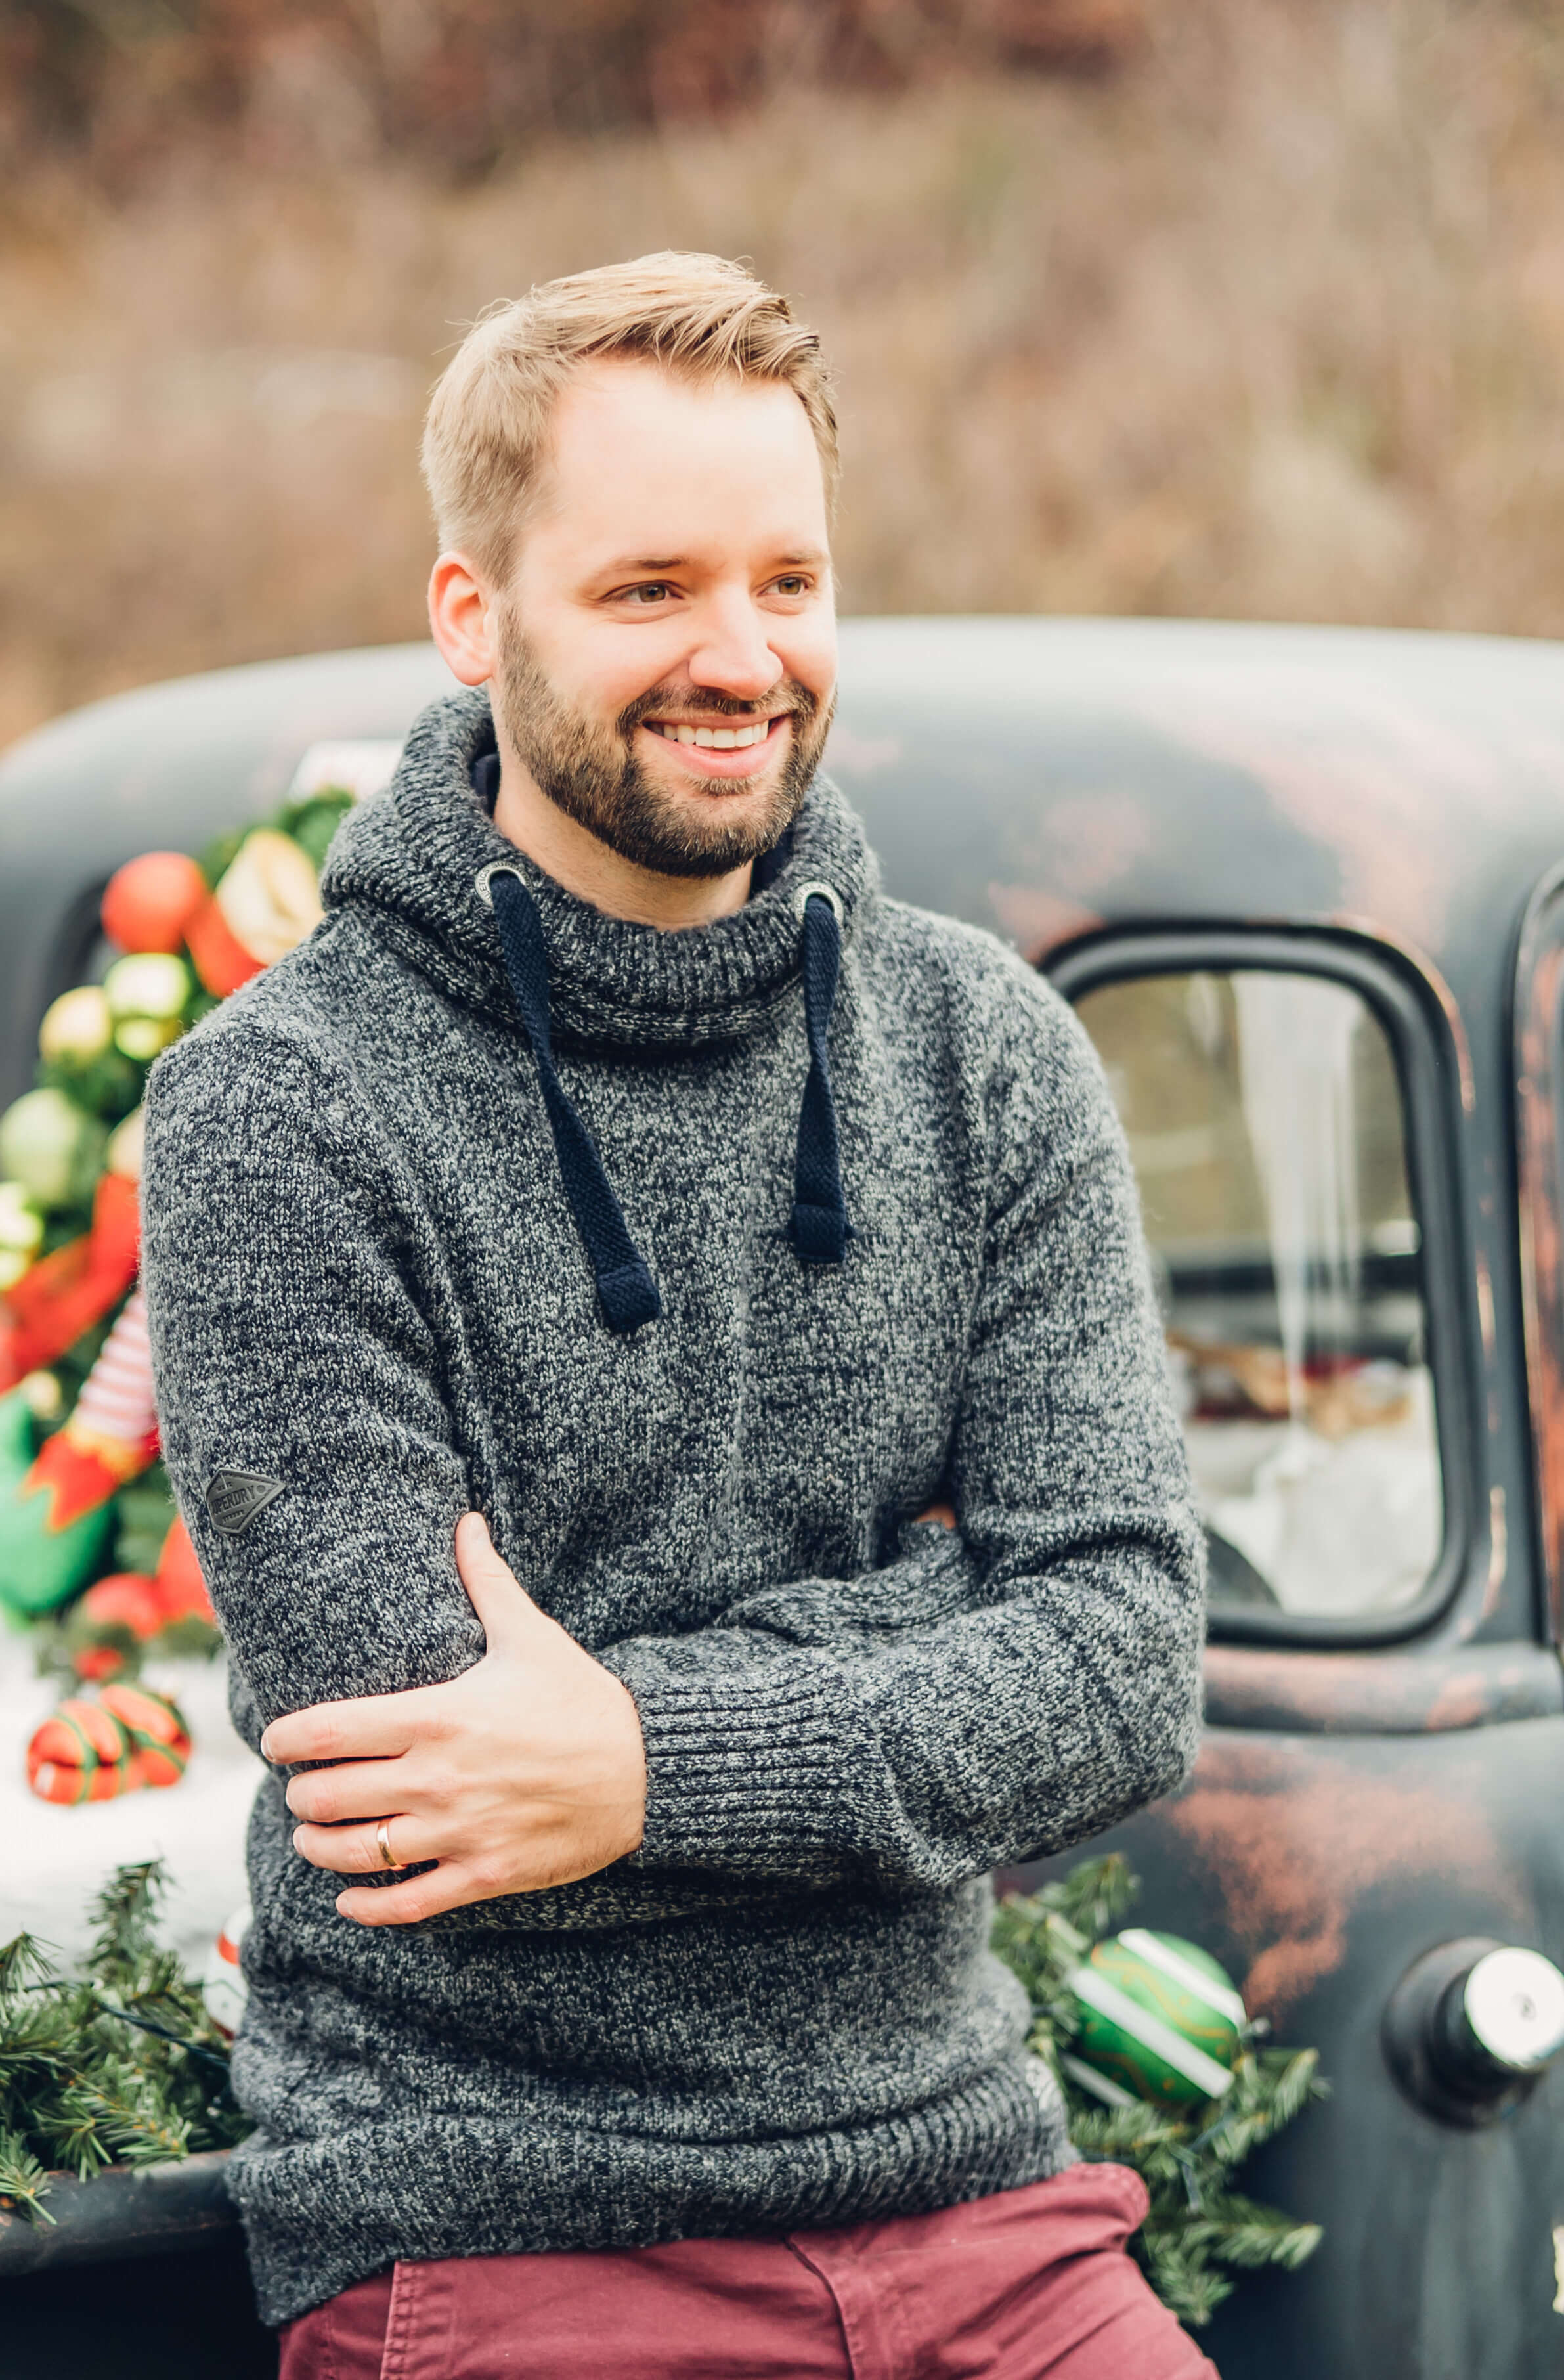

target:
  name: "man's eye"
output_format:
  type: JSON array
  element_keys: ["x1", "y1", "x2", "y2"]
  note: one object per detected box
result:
[
  {"x1": 620, "y1": 583, "x2": 672, "y2": 606},
  {"x1": 771, "y1": 575, "x2": 810, "y2": 598}
]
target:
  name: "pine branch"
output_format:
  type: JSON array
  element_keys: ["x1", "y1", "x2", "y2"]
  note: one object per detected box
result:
[
  {"x1": 84, "y1": 1861, "x2": 163, "y2": 1989},
  {"x1": 1140, "y1": 2224, "x2": 1235, "y2": 2326},
  {"x1": 1197, "y1": 2193, "x2": 1326, "y2": 2272},
  {"x1": 0, "y1": 1859, "x2": 251, "y2": 2224},
  {"x1": 31, "y1": 2089, "x2": 116, "y2": 2184},
  {"x1": 62, "y1": 2065, "x2": 193, "y2": 2167},
  {"x1": 0, "y1": 2126, "x2": 56, "y2": 2223},
  {"x1": 0, "y1": 1934, "x2": 56, "y2": 1997}
]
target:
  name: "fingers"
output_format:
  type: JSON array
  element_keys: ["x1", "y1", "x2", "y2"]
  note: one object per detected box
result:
[
  {"x1": 261, "y1": 1690, "x2": 423, "y2": 1769},
  {"x1": 261, "y1": 1515, "x2": 545, "y2": 1770},
  {"x1": 335, "y1": 1864, "x2": 493, "y2": 1928},
  {"x1": 454, "y1": 1510, "x2": 546, "y2": 1645},
  {"x1": 292, "y1": 1813, "x2": 437, "y2": 1876},
  {"x1": 285, "y1": 1756, "x2": 415, "y2": 1826}
]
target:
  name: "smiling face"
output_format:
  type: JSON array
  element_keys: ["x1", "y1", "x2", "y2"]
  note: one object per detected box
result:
[{"x1": 485, "y1": 359, "x2": 838, "y2": 881}]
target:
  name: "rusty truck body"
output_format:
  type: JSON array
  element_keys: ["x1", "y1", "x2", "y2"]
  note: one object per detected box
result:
[{"x1": 3, "y1": 616, "x2": 1563, "y2": 2378}]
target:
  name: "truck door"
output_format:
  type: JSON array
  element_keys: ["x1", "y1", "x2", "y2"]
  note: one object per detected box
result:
[{"x1": 1027, "y1": 930, "x2": 1564, "y2": 2380}]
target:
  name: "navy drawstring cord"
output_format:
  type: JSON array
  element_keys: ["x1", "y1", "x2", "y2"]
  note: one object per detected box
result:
[
  {"x1": 486, "y1": 867, "x2": 663, "y2": 1334},
  {"x1": 480, "y1": 857, "x2": 852, "y2": 1329},
  {"x1": 788, "y1": 887, "x2": 852, "y2": 1264}
]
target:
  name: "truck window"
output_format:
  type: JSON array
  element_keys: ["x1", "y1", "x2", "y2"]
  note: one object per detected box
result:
[{"x1": 1075, "y1": 969, "x2": 1443, "y2": 1620}]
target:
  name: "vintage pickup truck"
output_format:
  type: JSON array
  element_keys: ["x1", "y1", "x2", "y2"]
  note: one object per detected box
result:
[{"x1": 3, "y1": 616, "x2": 1563, "y2": 2380}]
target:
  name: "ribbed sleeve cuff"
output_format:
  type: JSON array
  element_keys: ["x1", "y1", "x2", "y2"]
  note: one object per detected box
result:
[{"x1": 616, "y1": 1656, "x2": 861, "y2": 1878}]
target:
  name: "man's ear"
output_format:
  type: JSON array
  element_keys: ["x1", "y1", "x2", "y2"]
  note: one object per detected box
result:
[{"x1": 429, "y1": 552, "x2": 500, "y2": 688}]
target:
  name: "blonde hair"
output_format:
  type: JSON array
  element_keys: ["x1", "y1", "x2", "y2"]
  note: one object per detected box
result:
[{"x1": 421, "y1": 252, "x2": 838, "y2": 581}]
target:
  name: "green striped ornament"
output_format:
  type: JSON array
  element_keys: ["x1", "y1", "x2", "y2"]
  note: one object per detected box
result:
[{"x1": 1066, "y1": 1928, "x2": 1246, "y2": 2109}]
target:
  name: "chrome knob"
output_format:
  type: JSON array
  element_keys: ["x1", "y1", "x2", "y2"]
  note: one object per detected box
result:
[
  {"x1": 1383, "y1": 1937, "x2": 1564, "y2": 2128},
  {"x1": 1458, "y1": 1948, "x2": 1564, "y2": 2076}
]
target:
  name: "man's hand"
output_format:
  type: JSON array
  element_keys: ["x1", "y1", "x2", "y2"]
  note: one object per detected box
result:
[{"x1": 260, "y1": 1513, "x2": 647, "y2": 1926}]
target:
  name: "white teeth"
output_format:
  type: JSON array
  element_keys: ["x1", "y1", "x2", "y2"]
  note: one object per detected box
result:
[{"x1": 650, "y1": 718, "x2": 771, "y2": 748}]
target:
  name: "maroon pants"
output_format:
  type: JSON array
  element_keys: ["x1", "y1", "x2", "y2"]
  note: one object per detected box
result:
[{"x1": 278, "y1": 2164, "x2": 1218, "y2": 2379}]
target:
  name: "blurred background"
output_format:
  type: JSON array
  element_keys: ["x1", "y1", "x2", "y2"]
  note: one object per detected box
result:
[{"x1": 1, "y1": 0, "x2": 1562, "y2": 747}]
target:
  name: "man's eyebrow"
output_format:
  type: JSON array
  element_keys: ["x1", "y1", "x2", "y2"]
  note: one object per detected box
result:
[{"x1": 594, "y1": 546, "x2": 831, "y2": 577}]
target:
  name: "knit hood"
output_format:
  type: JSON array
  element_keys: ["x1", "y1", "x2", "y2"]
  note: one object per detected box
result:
[
  {"x1": 320, "y1": 686, "x2": 877, "y2": 1052},
  {"x1": 322, "y1": 685, "x2": 870, "y2": 1331}
]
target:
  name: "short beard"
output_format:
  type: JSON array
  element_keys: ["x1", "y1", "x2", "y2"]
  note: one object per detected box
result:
[{"x1": 494, "y1": 618, "x2": 834, "y2": 881}]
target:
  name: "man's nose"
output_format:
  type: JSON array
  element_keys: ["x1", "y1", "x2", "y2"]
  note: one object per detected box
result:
[{"x1": 683, "y1": 594, "x2": 785, "y2": 703}]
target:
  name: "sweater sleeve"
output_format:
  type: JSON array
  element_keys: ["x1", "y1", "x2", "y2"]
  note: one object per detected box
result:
[
  {"x1": 140, "y1": 1030, "x2": 481, "y2": 1746},
  {"x1": 602, "y1": 979, "x2": 1206, "y2": 1892}
]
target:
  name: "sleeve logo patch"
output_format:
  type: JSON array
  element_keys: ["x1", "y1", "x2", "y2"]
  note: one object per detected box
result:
[{"x1": 205, "y1": 1471, "x2": 285, "y2": 1535}]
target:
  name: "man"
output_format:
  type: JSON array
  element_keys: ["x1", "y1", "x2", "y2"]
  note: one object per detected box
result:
[{"x1": 142, "y1": 252, "x2": 1211, "y2": 2379}]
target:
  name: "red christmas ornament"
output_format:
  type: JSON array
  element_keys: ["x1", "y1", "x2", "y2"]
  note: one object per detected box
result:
[
  {"x1": 79, "y1": 1570, "x2": 165, "y2": 1640},
  {"x1": 185, "y1": 894, "x2": 265, "y2": 998},
  {"x1": 101, "y1": 852, "x2": 208, "y2": 956}
]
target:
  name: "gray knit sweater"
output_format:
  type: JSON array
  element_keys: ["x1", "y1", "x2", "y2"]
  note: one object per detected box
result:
[{"x1": 141, "y1": 688, "x2": 1203, "y2": 2328}]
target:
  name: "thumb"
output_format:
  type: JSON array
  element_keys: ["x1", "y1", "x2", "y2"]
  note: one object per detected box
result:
[{"x1": 454, "y1": 1511, "x2": 540, "y2": 1647}]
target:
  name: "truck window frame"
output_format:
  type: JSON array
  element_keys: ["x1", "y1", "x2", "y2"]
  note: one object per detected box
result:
[
  {"x1": 1512, "y1": 864, "x2": 1564, "y2": 1646},
  {"x1": 1049, "y1": 926, "x2": 1477, "y2": 1649}
]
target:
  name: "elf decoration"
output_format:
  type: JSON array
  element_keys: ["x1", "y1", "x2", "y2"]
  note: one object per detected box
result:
[
  {"x1": 0, "y1": 1290, "x2": 160, "y2": 1620},
  {"x1": 0, "y1": 787, "x2": 357, "y2": 1783}
]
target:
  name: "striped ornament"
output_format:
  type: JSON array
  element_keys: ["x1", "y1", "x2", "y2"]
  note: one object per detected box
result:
[
  {"x1": 27, "y1": 1695, "x2": 136, "y2": 1803},
  {"x1": 98, "y1": 1682, "x2": 191, "y2": 1787},
  {"x1": 1066, "y1": 1928, "x2": 1246, "y2": 2110}
]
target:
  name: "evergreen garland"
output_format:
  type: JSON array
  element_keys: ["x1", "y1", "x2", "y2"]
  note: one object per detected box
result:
[
  {"x1": 1, "y1": 1851, "x2": 1324, "y2": 2334},
  {"x1": 991, "y1": 1853, "x2": 1327, "y2": 2327},
  {"x1": 0, "y1": 1859, "x2": 246, "y2": 2224}
]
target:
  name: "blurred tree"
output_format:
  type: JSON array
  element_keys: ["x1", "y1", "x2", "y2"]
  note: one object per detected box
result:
[{"x1": 0, "y1": 0, "x2": 1145, "y2": 190}]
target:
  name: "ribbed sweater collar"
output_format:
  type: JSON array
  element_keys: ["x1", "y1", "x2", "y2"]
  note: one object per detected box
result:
[{"x1": 321, "y1": 687, "x2": 876, "y2": 1050}]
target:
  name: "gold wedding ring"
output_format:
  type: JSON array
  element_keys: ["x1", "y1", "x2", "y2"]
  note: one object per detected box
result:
[{"x1": 375, "y1": 1818, "x2": 397, "y2": 1870}]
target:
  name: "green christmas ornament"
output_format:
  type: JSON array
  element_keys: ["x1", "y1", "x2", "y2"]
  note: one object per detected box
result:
[
  {"x1": 0, "y1": 1088, "x2": 105, "y2": 1212},
  {"x1": 1066, "y1": 1927, "x2": 1246, "y2": 2109},
  {"x1": 102, "y1": 952, "x2": 192, "y2": 1061}
]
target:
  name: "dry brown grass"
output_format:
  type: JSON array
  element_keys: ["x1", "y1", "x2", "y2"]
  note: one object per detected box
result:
[{"x1": 2, "y1": 0, "x2": 1563, "y2": 747}]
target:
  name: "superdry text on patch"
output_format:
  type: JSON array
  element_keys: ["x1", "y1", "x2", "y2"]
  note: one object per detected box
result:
[{"x1": 204, "y1": 1470, "x2": 284, "y2": 1534}]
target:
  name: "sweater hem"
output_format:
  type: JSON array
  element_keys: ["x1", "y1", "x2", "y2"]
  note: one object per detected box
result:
[{"x1": 235, "y1": 2062, "x2": 1074, "y2": 2329}]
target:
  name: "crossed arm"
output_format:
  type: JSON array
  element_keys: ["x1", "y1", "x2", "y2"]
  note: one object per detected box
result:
[
  {"x1": 142, "y1": 999, "x2": 1202, "y2": 1933},
  {"x1": 267, "y1": 1501, "x2": 954, "y2": 1926}
]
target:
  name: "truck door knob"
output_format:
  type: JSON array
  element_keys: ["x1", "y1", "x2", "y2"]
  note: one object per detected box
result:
[
  {"x1": 1383, "y1": 1936, "x2": 1564, "y2": 2127},
  {"x1": 1455, "y1": 1948, "x2": 1564, "y2": 2077}
]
